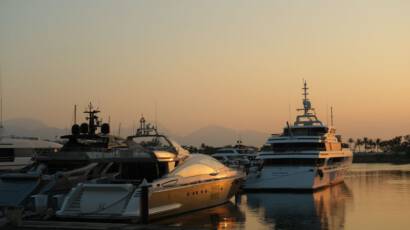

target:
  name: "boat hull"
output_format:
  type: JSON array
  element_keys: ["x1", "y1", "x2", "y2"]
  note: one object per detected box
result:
[
  {"x1": 244, "y1": 162, "x2": 351, "y2": 191},
  {"x1": 57, "y1": 176, "x2": 243, "y2": 221},
  {"x1": 149, "y1": 176, "x2": 242, "y2": 220}
]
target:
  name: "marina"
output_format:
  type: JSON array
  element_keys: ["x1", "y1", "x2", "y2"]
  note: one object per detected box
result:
[{"x1": 1, "y1": 1, "x2": 410, "y2": 229}]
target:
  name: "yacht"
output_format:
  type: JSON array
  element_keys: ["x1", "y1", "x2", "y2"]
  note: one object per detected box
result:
[
  {"x1": 244, "y1": 81, "x2": 353, "y2": 190},
  {"x1": 0, "y1": 104, "x2": 126, "y2": 212},
  {"x1": 57, "y1": 116, "x2": 245, "y2": 221},
  {"x1": 212, "y1": 140, "x2": 258, "y2": 168},
  {"x1": 0, "y1": 137, "x2": 62, "y2": 171}
]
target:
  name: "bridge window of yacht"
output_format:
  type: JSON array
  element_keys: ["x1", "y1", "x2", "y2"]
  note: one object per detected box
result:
[
  {"x1": 284, "y1": 127, "x2": 328, "y2": 136},
  {"x1": 272, "y1": 142, "x2": 326, "y2": 152}
]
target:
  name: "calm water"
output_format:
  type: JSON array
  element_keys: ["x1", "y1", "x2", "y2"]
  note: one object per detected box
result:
[{"x1": 156, "y1": 164, "x2": 410, "y2": 230}]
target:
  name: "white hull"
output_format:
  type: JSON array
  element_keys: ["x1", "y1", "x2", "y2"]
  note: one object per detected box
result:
[
  {"x1": 57, "y1": 176, "x2": 242, "y2": 220},
  {"x1": 244, "y1": 161, "x2": 351, "y2": 190}
]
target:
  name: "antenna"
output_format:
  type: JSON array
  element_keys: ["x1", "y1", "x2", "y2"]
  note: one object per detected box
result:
[
  {"x1": 288, "y1": 103, "x2": 291, "y2": 123},
  {"x1": 74, "y1": 104, "x2": 77, "y2": 124},
  {"x1": 154, "y1": 101, "x2": 158, "y2": 130},
  {"x1": 326, "y1": 103, "x2": 329, "y2": 125},
  {"x1": 302, "y1": 79, "x2": 309, "y2": 115},
  {"x1": 0, "y1": 66, "x2": 3, "y2": 130},
  {"x1": 118, "y1": 122, "x2": 121, "y2": 137},
  {"x1": 108, "y1": 116, "x2": 111, "y2": 125},
  {"x1": 330, "y1": 106, "x2": 334, "y2": 127}
]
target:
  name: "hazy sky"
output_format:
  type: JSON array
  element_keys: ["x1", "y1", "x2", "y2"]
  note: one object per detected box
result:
[{"x1": 1, "y1": 0, "x2": 410, "y2": 139}]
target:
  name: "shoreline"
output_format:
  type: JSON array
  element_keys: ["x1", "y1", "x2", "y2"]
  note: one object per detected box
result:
[{"x1": 353, "y1": 152, "x2": 410, "y2": 164}]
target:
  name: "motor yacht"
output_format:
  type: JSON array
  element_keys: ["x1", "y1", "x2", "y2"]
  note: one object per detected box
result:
[
  {"x1": 0, "y1": 104, "x2": 126, "y2": 212},
  {"x1": 57, "y1": 116, "x2": 245, "y2": 221},
  {"x1": 244, "y1": 81, "x2": 353, "y2": 190},
  {"x1": 0, "y1": 137, "x2": 62, "y2": 172}
]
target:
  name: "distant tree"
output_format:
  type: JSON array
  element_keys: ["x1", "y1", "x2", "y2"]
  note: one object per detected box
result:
[
  {"x1": 348, "y1": 138, "x2": 355, "y2": 151},
  {"x1": 355, "y1": 138, "x2": 363, "y2": 152},
  {"x1": 379, "y1": 136, "x2": 403, "y2": 153},
  {"x1": 375, "y1": 138, "x2": 381, "y2": 152},
  {"x1": 367, "y1": 139, "x2": 375, "y2": 152},
  {"x1": 363, "y1": 137, "x2": 369, "y2": 152}
]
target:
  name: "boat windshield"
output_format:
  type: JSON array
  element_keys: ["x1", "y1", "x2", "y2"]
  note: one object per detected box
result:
[{"x1": 131, "y1": 136, "x2": 176, "y2": 152}]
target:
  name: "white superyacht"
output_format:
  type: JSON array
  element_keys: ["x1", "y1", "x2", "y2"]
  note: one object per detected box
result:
[{"x1": 244, "y1": 81, "x2": 352, "y2": 190}]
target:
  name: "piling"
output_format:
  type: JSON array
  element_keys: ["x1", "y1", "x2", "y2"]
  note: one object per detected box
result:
[{"x1": 140, "y1": 179, "x2": 151, "y2": 224}]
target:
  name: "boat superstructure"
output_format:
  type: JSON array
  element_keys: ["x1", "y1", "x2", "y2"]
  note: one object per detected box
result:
[
  {"x1": 57, "y1": 116, "x2": 244, "y2": 221},
  {"x1": 244, "y1": 81, "x2": 352, "y2": 190}
]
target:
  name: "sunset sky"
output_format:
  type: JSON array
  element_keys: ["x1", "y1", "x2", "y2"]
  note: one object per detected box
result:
[{"x1": 1, "y1": 0, "x2": 410, "y2": 139}]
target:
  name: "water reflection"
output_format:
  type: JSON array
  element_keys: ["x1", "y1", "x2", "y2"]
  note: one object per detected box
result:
[
  {"x1": 157, "y1": 164, "x2": 410, "y2": 230},
  {"x1": 155, "y1": 201, "x2": 245, "y2": 229},
  {"x1": 246, "y1": 183, "x2": 352, "y2": 230}
]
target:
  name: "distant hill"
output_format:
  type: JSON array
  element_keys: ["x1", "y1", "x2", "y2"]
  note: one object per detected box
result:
[
  {"x1": 0, "y1": 118, "x2": 269, "y2": 147},
  {"x1": 175, "y1": 125, "x2": 269, "y2": 148},
  {"x1": 1, "y1": 118, "x2": 66, "y2": 139}
]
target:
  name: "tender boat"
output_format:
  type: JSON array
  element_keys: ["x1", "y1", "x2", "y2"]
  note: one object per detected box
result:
[
  {"x1": 244, "y1": 81, "x2": 353, "y2": 190},
  {"x1": 57, "y1": 116, "x2": 245, "y2": 221},
  {"x1": 0, "y1": 104, "x2": 126, "y2": 212}
]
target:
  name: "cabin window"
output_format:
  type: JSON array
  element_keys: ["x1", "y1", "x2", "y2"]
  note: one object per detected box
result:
[
  {"x1": 264, "y1": 158, "x2": 318, "y2": 166},
  {"x1": 272, "y1": 142, "x2": 326, "y2": 152},
  {"x1": 0, "y1": 148, "x2": 14, "y2": 162},
  {"x1": 175, "y1": 164, "x2": 215, "y2": 177}
]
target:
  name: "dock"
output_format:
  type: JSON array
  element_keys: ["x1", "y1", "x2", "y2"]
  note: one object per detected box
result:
[{"x1": 5, "y1": 220, "x2": 186, "y2": 230}]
